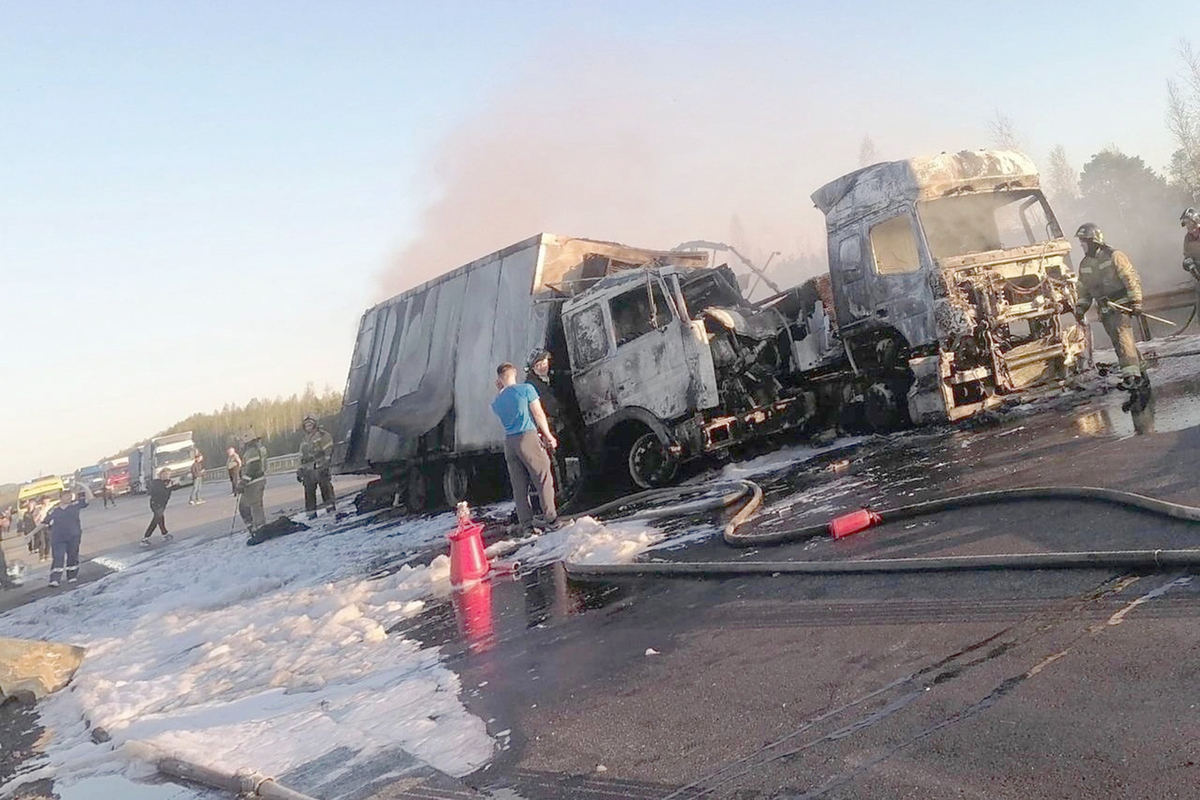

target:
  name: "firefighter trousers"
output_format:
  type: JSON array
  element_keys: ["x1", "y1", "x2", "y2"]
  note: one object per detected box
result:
[
  {"x1": 1099, "y1": 308, "x2": 1143, "y2": 377},
  {"x1": 239, "y1": 479, "x2": 267, "y2": 530}
]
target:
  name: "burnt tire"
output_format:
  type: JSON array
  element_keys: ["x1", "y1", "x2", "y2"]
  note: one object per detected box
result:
[
  {"x1": 627, "y1": 432, "x2": 678, "y2": 490},
  {"x1": 442, "y1": 462, "x2": 470, "y2": 507},
  {"x1": 864, "y1": 380, "x2": 909, "y2": 433}
]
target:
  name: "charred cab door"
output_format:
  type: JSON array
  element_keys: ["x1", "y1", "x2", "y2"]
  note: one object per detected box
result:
[
  {"x1": 863, "y1": 210, "x2": 934, "y2": 346},
  {"x1": 565, "y1": 274, "x2": 691, "y2": 426}
]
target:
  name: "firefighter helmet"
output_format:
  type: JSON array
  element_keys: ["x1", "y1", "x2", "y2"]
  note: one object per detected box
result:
[
  {"x1": 1182, "y1": 207, "x2": 1200, "y2": 228},
  {"x1": 1074, "y1": 222, "x2": 1104, "y2": 245}
]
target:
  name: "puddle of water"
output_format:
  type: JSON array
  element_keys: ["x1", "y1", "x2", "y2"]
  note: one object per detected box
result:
[
  {"x1": 389, "y1": 562, "x2": 633, "y2": 655},
  {"x1": 1074, "y1": 378, "x2": 1200, "y2": 438}
]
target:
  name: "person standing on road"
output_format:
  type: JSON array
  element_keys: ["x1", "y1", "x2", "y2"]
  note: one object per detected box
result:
[
  {"x1": 1073, "y1": 223, "x2": 1146, "y2": 388},
  {"x1": 188, "y1": 449, "x2": 205, "y2": 505},
  {"x1": 226, "y1": 446, "x2": 243, "y2": 495},
  {"x1": 142, "y1": 468, "x2": 175, "y2": 545},
  {"x1": 43, "y1": 490, "x2": 87, "y2": 587},
  {"x1": 101, "y1": 462, "x2": 117, "y2": 508},
  {"x1": 238, "y1": 430, "x2": 269, "y2": 533},
  {"x1": 491, "y1": 362, "x2": 558, "y2": 531},
  {"x1": 298, "y1": 415, "x2": 336, "y2": 519}
]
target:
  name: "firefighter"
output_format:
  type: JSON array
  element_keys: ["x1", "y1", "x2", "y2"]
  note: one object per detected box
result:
[
  {"x1": 524, "y1": 350, "x2": 560, "y2": 419},
  {"x1": 1073, "y1": 222, "x2": 1146, "y2": 388},
  {"x1": 1182, "y1": 207, "x2": 1200, "y2": 280},
  {"x1": 237, "y1": 430, "x2": 269, "y2": 533},
  {"x1": 298, "y1": 415, "x2": 336, "y2": 518}
]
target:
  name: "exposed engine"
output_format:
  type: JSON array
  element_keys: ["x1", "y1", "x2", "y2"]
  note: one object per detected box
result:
[{"x1": 702, "y1": 306, "x2": 790, "y2": 411}]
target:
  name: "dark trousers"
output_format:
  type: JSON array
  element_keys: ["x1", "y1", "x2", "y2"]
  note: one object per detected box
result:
[
  {"x1": 144, "y1": 508, "x2": 168, "y2": 538},
  {"x1": 50, "y1": 533, "x2": 81, "y2": 583},
  {"x1": 103, "y1": 489, "x2": 116, "y2": 507},
  {"x1": 302, "y1": 467, "x2": 336, "y2": 513},
  {"x1": 503, "y1": 431, "x2": 557, "y2": 527},
  {"x1": 228, "y1": 466, "x2": 242, "y2": 494}
]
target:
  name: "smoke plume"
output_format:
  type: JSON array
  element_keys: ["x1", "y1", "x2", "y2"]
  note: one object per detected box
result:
[{"x1": 378, "y1": 41, "x2": 851, "y2": 299}]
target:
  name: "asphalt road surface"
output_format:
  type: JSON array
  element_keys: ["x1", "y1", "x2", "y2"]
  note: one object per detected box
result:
[{"x1": 8, "y1": 346, "x2": 1200, "y2": 799}]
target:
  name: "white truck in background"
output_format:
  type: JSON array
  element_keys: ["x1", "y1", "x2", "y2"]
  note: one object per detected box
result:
[{"x1": 131, "y1": 432, "x2": 197, "y2": 491}]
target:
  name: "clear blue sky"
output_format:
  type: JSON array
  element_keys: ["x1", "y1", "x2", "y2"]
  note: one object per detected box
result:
[{"x1": 0, "y1": 0, "x2": 1186, "y2": 483}]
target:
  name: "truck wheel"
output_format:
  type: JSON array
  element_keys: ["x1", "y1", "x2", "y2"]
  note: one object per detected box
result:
[
  {"x1": 442, "y1": 462, "x2": 470, "y2": 507},
  {"x1": 406, "y1": 468, "x2": 430, "y2": 513},
  {"x1": 627, "y1": 433, "x2": 678, "y2": 490},
  {"x1": 864, "y1": 380, "x2": 909, "y2": 433}
]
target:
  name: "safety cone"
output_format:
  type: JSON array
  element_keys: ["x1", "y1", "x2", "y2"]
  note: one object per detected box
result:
[{"x1": 448, "y1": 501, "x2": 490, "y2": 585}]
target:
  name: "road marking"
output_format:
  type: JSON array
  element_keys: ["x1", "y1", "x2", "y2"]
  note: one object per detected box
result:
[{"x1": 1103, "y1": 576, "x2": 1192, "y2": 628}]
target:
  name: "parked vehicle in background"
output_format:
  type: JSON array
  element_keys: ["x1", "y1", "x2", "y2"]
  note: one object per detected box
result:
[
  {"x1": 74, "y1": 464, "x2": 106, "y2": 497},
  {"x1": 18, "y1": 475, "x2": 66, "y2": 506},
  {"x1": 105, "y1": 456, "x2": 131, "y2": 495},
  {"x1": 147, "y1": 432, "x2": 197, "y2": 488}
]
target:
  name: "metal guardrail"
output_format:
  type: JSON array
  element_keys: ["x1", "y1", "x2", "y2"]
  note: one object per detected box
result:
[{"x1": 200, "y1": 453, "x2": 301, "y2": 483}]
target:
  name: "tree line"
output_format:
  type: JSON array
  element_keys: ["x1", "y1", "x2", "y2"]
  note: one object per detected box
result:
[{"x1": 107, "y1": 383, "x2": 343, "y2": 473}]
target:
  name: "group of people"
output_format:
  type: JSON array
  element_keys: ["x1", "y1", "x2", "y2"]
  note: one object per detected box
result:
[
  {"x1": 141, "y1": 418, "x2": 337, "y2": 546},
  {"x1": 491, "y1": 350, "x2": 562, "y2": 533},
  {"x1": 0, "y1": 490, "x2": 88, "y2": 590}
]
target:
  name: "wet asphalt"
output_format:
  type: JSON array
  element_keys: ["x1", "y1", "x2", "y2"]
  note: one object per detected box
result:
[
  {"x1": 7, "y1": 345, "x2": 1200, "y2": 798},
  {"x1": 431, "y1": 345, "x2": 1200, "y2": 798}
]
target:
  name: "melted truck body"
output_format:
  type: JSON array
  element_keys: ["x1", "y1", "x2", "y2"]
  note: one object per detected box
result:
[
  {"x1": 809, "y1": 150, "x2": 1084, "y2": 424},
  {"x1": 332, "y1": 233, "x2": 712, "y2": 508}
]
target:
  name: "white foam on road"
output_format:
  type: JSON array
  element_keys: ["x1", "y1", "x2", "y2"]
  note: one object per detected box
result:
[
  {"x1": 0, "y1": 511, "x2": 491, "y2": 798},
  {"x1": 0, "y1": 504, "x2": 676, "y2": 799}
]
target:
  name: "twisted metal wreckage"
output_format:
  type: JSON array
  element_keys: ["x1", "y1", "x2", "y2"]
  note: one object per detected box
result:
[{"x1": 332, "y1": 150, "x2": 1089, "y2": 511}]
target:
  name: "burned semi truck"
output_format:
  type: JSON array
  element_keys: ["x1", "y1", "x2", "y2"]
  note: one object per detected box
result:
[
  {"x1": 795, "y1": 149, "x2": 1087, "y2": 427},
  {"x1": 334, "y1": 150, "x2": 1084, "y2": 509}
]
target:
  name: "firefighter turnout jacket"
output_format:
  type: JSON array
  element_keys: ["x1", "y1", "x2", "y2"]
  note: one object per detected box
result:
[
  {"x1": 242, "y1": 440, "x2": 269, "y2": 483},
  {"x1": 1077, "y1": 247, "x2": 1143, "y2": 314},
  {"x1": 300, "y1": 427, "x2": 334, "y2": 471}
]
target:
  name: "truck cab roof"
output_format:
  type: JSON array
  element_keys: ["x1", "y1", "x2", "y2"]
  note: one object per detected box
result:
[{"x1": 811, "y1": 149, "x2": 1041, "y2": 229}]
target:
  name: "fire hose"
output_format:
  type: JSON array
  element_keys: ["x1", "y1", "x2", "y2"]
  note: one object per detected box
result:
[{"x1": 565, "y1": 484, "x2": 1200, "y2": 579}]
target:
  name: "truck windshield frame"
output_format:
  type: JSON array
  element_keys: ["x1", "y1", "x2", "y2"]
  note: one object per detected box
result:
[
  {"x1": 155, "y1": 448, "x2": 192, "y2": 468},
  {"x1": 918, "y1": 190, "x2": 1062, "y2": 261},
  {"x1": 610, "y1": 278, "x2": 673, "y2": 348}
]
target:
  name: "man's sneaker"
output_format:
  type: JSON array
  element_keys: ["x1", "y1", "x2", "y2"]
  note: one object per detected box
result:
[
  {"x1": 48, "y1": 580, "x2": 60, "y2": 588},
  {"x1": 140, "y1": 538, "x2": 152, "y2": 547},
  {"x1": 163, "y1": 533, "x2": 174, "y2": 542},
  {"x1": 67, "y1": 576, "x2": 78, "y2": 584}
]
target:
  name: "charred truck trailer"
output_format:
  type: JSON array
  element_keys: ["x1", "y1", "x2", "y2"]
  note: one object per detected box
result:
[{"x1": 334, "y1": 151, "x2": 1085, "y2": 509}]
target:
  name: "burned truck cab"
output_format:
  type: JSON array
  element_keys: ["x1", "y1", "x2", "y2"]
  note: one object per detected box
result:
[
  {"x1": 812, "y1": 150, "x2": 1085, "y2": 424},
  {"x1": 561, "y1": 265, "x2": 810, "y2": 488}
]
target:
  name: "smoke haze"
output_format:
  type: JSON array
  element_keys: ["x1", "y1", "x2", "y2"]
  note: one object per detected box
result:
[{"x1": 379, "y1": 39, "x2": 940, "y2": 299}]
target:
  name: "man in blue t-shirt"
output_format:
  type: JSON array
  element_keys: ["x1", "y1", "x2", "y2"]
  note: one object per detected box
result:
[{"x1": 491, "y1": 361, "x2": 558, "y2": 530}]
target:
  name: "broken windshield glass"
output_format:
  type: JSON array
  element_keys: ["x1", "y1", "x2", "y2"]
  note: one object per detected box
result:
[{"x1": 918, "y1": 190, "x2": 1061, "y2": 260}]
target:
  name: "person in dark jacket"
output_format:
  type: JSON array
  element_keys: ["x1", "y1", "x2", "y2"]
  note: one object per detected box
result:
[
  {"x1": 142, "y1": 468, "x2": 175, "y2": 545},
  {"x1": 43, "y1": 490, "x2": 87, "y2": 587}
]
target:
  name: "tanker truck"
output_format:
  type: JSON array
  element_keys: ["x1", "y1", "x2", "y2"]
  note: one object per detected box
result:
[{"x1": 333, "y1": 151, "x2": 1085, "y2": 511}]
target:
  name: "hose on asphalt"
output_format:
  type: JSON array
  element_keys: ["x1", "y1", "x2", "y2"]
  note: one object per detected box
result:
[
  {"x1": 564, "y1": 484, "x2": 1200, "y2": 580},
  {"x1": 566, "y1": 479, "x2": 764, "y2": 540}
]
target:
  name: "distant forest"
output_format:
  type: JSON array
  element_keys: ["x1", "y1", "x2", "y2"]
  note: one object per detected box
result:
[{"x1": 111, "y1": 384, "x2": 344, "y2": 473}]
